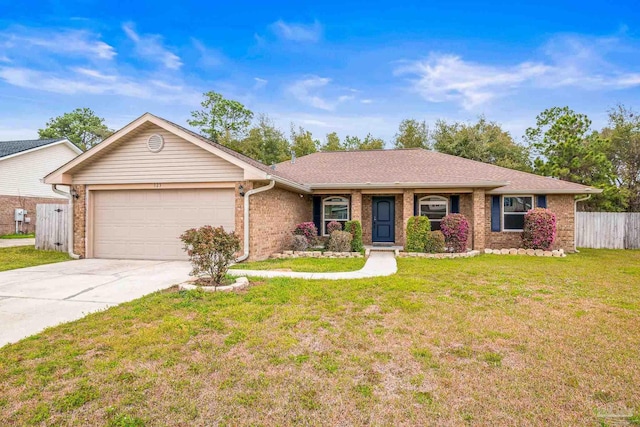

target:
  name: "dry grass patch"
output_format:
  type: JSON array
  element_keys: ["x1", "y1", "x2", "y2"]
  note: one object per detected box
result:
[
  {"x1": 230, "y1": 256, "x2": 365, "y2": 272},
  {"x1": 0, "y1": 249, "x2": 639, "y2": 425}
]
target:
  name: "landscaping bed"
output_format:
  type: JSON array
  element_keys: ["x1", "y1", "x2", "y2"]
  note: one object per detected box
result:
[{"x1": 0, "y1": 249, "x2": 639, "y2": 425}]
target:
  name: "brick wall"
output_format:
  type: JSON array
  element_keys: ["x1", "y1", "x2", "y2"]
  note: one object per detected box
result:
[
  {"x1": 72, "y1": 185, "x2": 87, "y2": 257},
  {"x1": 248, "y1": 184, "x2": 312, "y2": 260},
  {"x1": 484, "y1": 194, "x2": 575, "y2": 252},
  {"x1": 0, "y1": 195, "x2": 66, "y2": 236}
]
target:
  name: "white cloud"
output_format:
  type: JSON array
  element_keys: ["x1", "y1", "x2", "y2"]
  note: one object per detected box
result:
[
  {"x1": 0, "y1": 66, "x2": 200, "y2": 104},
  {"x1": 270, "y1": 20, "x2": 322, "y2": 42},
  {"x1": 122, "y1": 22, "x2": 182, "y2": 69},
  {"x1": 192, "y1": 38, "x2": 225, "y2": 68},
  {"x1": 0, "y1": 27, "x2": 115, "y2": 60},
  {"x1": 396, "y1": 34, "x2": 640, "y2": 110},
  {"x1": 253, "y1": 77, "x2": 268, "y2": 89},
  {"x1": 361, "y1": 99, "x2": 373, "y2": 104},
  {"x1": 287, "y1": 76, "x2": 358, "y2": 111}
]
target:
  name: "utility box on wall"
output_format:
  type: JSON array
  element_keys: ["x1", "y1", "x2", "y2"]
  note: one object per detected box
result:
[{"x1": 14, "y1": 208, "x2": 27, "y2": 222}]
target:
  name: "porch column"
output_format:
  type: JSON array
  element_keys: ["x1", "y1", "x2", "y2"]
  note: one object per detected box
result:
[
  {"x1": 472, "y1": 188, "x2": 486, "y2": 250},
  {"x1": 351, "y1": 190, "x2": 362, "y2": 222},
  {"x1": 402, "y1": 189, "x2": 414, "y2": 247}
]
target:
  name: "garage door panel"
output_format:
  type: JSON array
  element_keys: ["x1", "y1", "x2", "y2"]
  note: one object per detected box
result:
[{"x1": 92, "y1": 189, "x2": 235, "y2": 260}]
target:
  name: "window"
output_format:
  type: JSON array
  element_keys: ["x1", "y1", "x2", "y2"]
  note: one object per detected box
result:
[
  {"x1": 322, "y1": 197, "x2": 349, "y2": 235},
  {"x1": 418, "y1": 196, "x2": 448, "y2": 231},
  {"x1": 502, "y1": 195, "x2": 533, "y2": 231}
]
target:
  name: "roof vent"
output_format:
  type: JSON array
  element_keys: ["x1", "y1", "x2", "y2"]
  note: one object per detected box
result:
[{"x1": 147, "y1": 134, "x2": 164, "y2": 153}]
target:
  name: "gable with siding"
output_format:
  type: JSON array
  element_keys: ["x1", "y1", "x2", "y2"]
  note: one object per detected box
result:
[{"x1": 71, "y1": 123, "x2": 244, "y2": 184}]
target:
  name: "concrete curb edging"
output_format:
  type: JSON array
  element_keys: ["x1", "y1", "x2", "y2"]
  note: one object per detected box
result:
[
  {"x1": 484, "y1": 248, "x2": 566, "y2": 257},
  {"x1": 178, "y1": 277, "x2": 250, "y2": 292},
  {"x1": 397, "y1": 250, "x2": 481, "y2": 259}
]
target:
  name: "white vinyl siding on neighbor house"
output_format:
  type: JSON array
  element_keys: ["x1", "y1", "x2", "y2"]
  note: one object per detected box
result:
[
  {"x1": 72, "y1": 124, "x2": 244, "y2": 184},
  {"x1": 0, "y1": 142, "x2": 77, "y2": 198}
]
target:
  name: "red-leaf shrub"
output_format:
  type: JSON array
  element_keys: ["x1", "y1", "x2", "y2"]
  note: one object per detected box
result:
[
  {"x1": 293, "y1": 222, "x2": 318, "y2": 245},
  {"x1": 180, "y1": 225, "x2": 240, "y2": 287},
  {"x1": 440, "y1": 214, "x2": 470, "y2": 253},
  {"x1": 522, "y1": 208, "x2": 556, "y2": 250},
  {"x1": 326, "y1": 220, "x2": 343, "y2": 234}
]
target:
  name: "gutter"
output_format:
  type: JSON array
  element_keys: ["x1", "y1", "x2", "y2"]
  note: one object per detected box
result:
[
  {"x1": 51, "y1": 184, "x2": 81, "y2": 259},
  {"x1": 574, "y1": 194, "x2": 592, "y2": 253},
  {"x1": 236, "y1": 180, "x2": 276, "y2": 262}
]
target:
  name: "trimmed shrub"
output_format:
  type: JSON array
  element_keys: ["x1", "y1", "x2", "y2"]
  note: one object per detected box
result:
[
  {"x1": 326, "y1": 220, "x2": 343, "y2": 235},
  {"x1": 289, "y1": 234, "x2": 309, "y2": 251},
  {"x1": 344, "y1": 220, "x2": 364, "y2": 252},
  {"x1": 180, "y1": 225, "x2": 240, "y2": 287},
  {"x1": 425, "y1": 230, "x2": 446, "y2": 253},
  {"x1": 406, "y1": 216, "x2": 431, "y2": 252},
  {"x1": 293, "y1": 222, "x2": 318, "y2": 245},
  {"x1": 522, "y1": 208, "x2": 556, "y2": 250},
  {"x1": 440, "y1": 214, "x2": 470, "y2": 253},
  {"x1": 326, "y1": 230, "x2": 353, "y2": 252}
]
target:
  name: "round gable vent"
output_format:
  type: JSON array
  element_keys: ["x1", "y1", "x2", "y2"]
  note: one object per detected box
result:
[{"x1": 147, "y1": 134, "x2": 164, "y2": 153}]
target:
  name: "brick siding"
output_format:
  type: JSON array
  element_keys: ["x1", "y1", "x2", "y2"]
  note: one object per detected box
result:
[
  {"x1": 484, "y1": 194, "x2": 575, "y2": 252},
  {"x1": 0, "y1": 195, "x2": 66, "y2": 236},
  {"x1": 72, "y1": 185, "x2": 87, "y2": 257}
]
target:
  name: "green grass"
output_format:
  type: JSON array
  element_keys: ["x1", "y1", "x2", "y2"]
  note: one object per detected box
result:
[
  {"x1": 0, "y1": 249, "x2": 639, "y2": 425},
  {"x1": 0, "y1": 246, "x2": 71, "y2": 272},
  {"x1": 231, "y1": 256, "x2": 366, "y2": 272},
  {"x1": 0, "y1": 233, "x2": 35, "y2": 239}
]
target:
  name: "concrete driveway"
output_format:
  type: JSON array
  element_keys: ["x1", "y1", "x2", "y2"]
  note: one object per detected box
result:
[
  {"x1": 0, "y1": 259, "x2": 190, "y2": 347},
  {"x1": 0, "y1": 238, "x2": 35, "y2": 248}
]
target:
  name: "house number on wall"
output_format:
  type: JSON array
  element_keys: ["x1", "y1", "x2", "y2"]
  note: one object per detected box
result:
[{"x1": 153, "y1": 183, "x2": 162, "y2": 188}]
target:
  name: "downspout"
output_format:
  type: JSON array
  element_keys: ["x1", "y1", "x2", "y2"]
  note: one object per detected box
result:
[
  {"x1": 574, "y1": 194, "x2": 591, "y2": 253},
  {"x1": 236, "y1": 180, "x2": 276, "y2": 262},
  {"x1": 51, "y1": 184, "x2": 81, "y2": 259}
]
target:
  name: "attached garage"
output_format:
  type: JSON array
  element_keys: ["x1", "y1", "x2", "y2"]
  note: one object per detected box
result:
[{"x1": 91, "y1": 188, "x2": 235, "y2": 260}]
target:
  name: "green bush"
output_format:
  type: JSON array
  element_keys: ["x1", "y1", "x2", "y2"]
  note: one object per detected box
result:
[
  {"x1": 344, "y1": 220, "x2": 364, "y2": 252},
  {"x1": 425, "y1": 231, "x2": 446, "y2": 253},
  {"x1": 180, "y1": 225, "x2": 240, "y2": 287},
  {"x1": 326, "y1": 230, "x2": 353, "y2": 252},
  {"x1": 406, "y1": 216, "x2": 431, "y2": 252}
]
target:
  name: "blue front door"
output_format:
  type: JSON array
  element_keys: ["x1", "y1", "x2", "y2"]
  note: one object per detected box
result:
[{"x1": 372, "y1": 197, "x2": 395, "y2": 243}]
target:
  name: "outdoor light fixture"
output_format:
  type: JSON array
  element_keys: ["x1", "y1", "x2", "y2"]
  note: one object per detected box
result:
[
  {"x1": 238, "y1": 185, "x2": 245, "y2": 197},
  {"x1": 70, "y1": 188, "x2": 80, "y2": 200}
]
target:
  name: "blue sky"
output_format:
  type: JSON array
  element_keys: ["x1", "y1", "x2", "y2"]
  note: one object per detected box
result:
[{"x1": 1, "y1": 0, "x2": 640, "y2": 145}]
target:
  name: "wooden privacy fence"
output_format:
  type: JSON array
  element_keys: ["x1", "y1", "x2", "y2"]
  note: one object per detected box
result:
[
  {"x1": 576, "y1": 212, "x2": 640, "y2": 249},
  {"x1": 35, "y1": 204, "x2": 68, "y2": 252}
]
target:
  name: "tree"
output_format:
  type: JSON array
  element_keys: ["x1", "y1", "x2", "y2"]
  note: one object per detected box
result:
[
  {"x1": 525, "y1": 106, "x2": 623, "y2": 211},
  {"x1": 343, "y1": 134, "x2": 385, "y2": 150},
  {"x1": 237, "y1": 115, "x2": 291, "y2": 165},
  {"x1": 38, "y1": 108, "x2": 112, "y2": 151},
  {"x1": 290, "y1": 125, "x2": 319, "y2": 158},
  {"x1": 188, "y1": 91, "x2": 253, "y2": 144},
  {"x1": 320, "y1": 132, "x2": 345, "y2": 151},
  {"x1": 604, "y1": 104, "x2": 640, "y2": 211},
  {"x1": 432, "y1": 117, "x2": 531, "y2": 171},
  {"x1": 394, "y1": 119, "x2": 429, "y2": 149}
]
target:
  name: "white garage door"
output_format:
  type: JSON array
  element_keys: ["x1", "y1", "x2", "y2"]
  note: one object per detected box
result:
[{"x1": 92, "y1": 188, "x2": 235, "y2": 260}]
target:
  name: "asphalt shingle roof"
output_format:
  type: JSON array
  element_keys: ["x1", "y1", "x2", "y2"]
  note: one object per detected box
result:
[
  {"x1": 274, "y1": 148, "x2": 597, "y2": 193},
  {"x1": 0, "y1": 138, "x2": 66, "y2": 159}
]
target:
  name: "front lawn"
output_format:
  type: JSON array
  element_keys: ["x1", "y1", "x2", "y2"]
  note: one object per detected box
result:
[
  {"x1": 0, "y1": 233, "x2": 35, "y2": 239},
  {"x1": 1, "y1": 249, "x2": 639, "y2": 425},
  {"x1": 0, "y1": 246, "x2": 71, "y2": 272},
  {"x1": 231, "y1": 257, "x2": 366, "y2": 272}
]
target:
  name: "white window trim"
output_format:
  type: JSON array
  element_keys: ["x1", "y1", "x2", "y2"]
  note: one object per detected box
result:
[
  {"x1": 322, "y1": 196, "x2": 350, "y2": 236},
  {"x1": 418, "y1": 195, "x2": 448, "y2": 226},
  {"x1": 501, "y1": 195, "x2": 534, "y2": 232}
]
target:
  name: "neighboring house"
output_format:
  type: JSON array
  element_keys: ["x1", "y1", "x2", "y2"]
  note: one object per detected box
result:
[
  {"x1": 44, "y1": 113, "x2": 601, "y2": 261},
  {"x1": 0, "y1": 138, "x2": 82, "y2": 235}
]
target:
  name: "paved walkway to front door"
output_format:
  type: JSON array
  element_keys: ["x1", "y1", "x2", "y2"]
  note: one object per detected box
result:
[{"x1": 228, "y1": 251, "x2": 397, "y2": 280}]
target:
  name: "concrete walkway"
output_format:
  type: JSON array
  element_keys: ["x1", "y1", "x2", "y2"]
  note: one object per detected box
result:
[
  {"x1": 0, "y1": 238, "x2": 35, "y2": 248},
  {"x1": 228, "y1": 251, "x2": 397, "y2": 280}
]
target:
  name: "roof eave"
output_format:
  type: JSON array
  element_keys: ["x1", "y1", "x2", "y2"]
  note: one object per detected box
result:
[
  {"x1": 487, "y1": 187, "x2": 603, "y2": 195},
  {"x1": 308, "y1": 181, "x2": 510, "y2": 190},
  {"x1": 0, "y1": 139, "x2": 79, "y2": 163}
]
